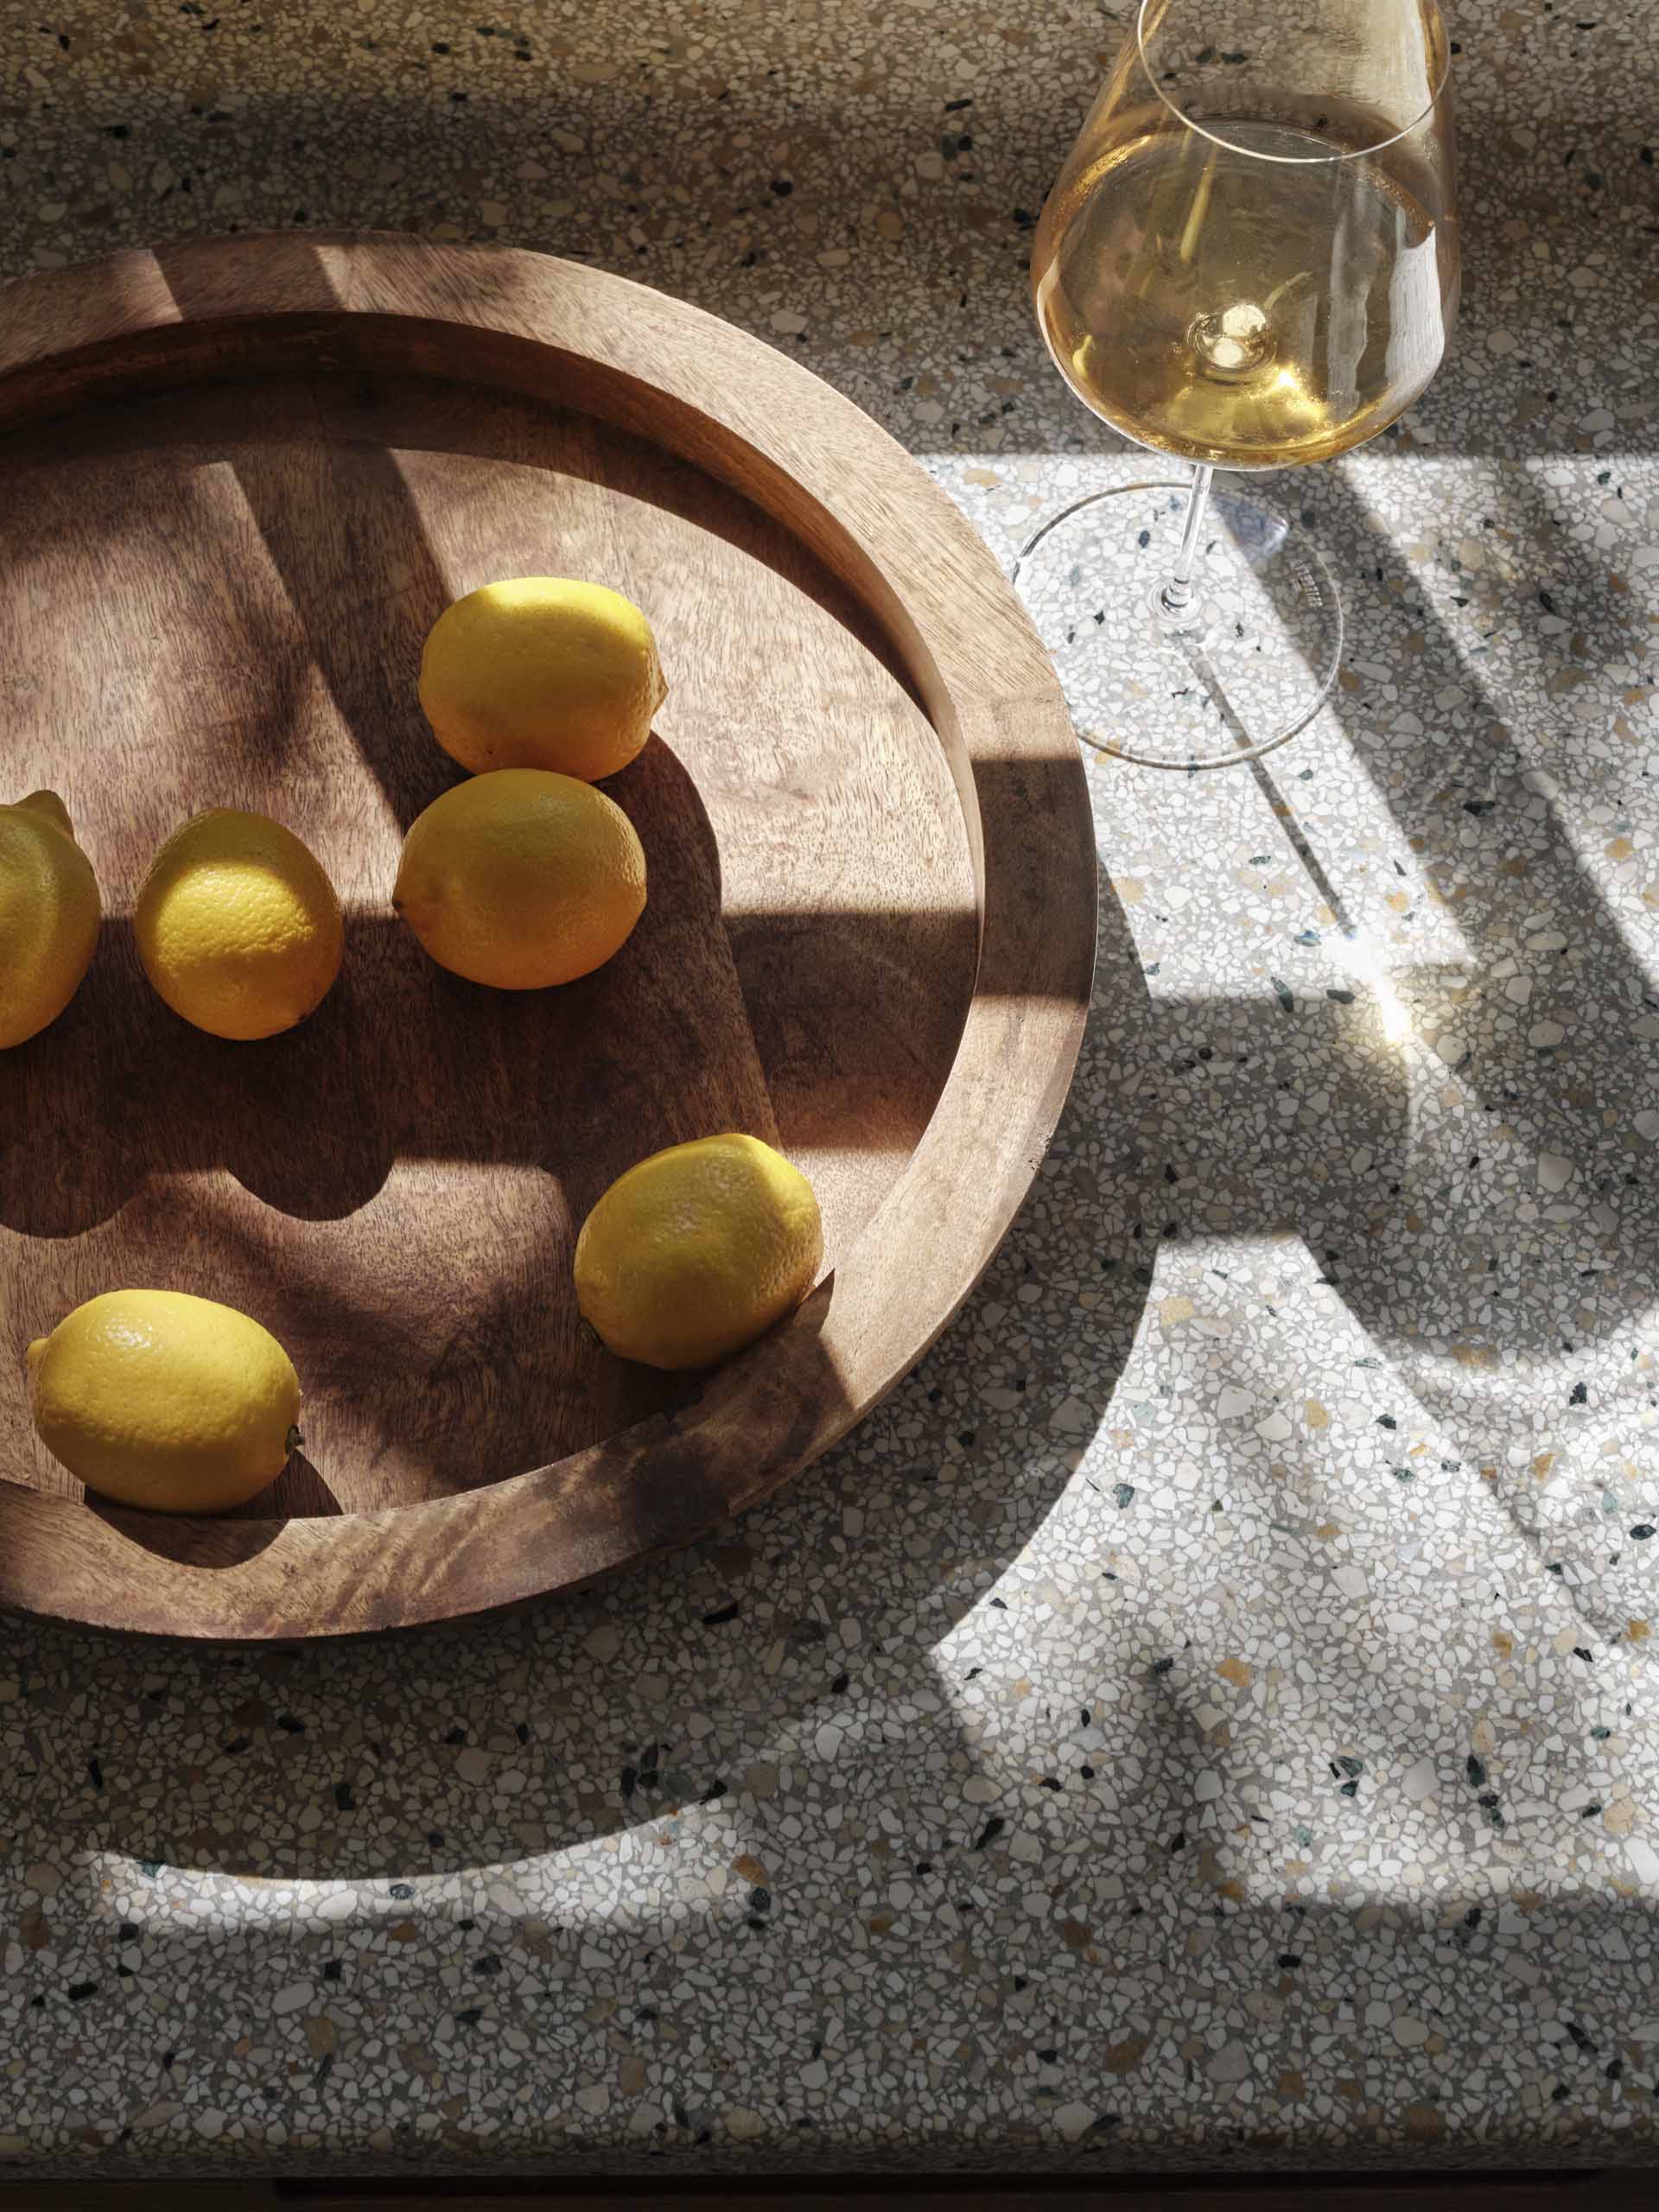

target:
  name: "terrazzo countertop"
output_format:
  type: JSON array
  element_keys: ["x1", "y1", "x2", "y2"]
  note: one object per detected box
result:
[{"x1": 3, "y1": 0, "x2": 1658, "y2": 2182}]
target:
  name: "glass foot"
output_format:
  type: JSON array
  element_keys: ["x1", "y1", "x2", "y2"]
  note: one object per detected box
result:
[{"x1": 1012, "y1": 477, "x2": 1343, "y2": 770}]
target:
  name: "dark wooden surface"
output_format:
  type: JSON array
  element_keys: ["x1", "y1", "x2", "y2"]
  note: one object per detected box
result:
[
  {"x1": 0, "y1": 234, "x2": 1096, "y2": 1637},
  {"x1": 9, "y1": 2169, "x2": 1655, "y2": 2210}
]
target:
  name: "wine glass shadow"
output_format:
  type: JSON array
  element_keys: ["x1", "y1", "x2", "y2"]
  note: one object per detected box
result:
[
  {"x1": 1144, "y1": 456, "x2": 1658, "y2": 1649},
  {"x1": 1255, "y1": 462, "x2": 1653, "y2": 1311}
]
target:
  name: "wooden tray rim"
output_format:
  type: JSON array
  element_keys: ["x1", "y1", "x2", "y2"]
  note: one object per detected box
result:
[{"x1": 0, "y1": 232, "x2": 1096, "y2": 1639}]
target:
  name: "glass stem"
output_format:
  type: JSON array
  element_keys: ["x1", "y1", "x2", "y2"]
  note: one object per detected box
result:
[{"x1": 1158, "y1": 463, "x2": 1213, "y2": 623}]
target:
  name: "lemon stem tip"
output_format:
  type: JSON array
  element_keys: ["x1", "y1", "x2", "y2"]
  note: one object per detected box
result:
[{"x1": 15, "y1": 790, "x2": 74, "y2": 838}]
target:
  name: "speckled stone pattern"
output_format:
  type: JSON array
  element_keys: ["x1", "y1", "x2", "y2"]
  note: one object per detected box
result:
[{"x1": 2, "y1": 0, "x2": 1656, "y2": 2182}]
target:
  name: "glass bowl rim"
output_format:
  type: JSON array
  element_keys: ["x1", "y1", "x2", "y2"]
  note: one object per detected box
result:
[{"x1": 1135, "y1": 0, "x2": 1452, "y2": 165}]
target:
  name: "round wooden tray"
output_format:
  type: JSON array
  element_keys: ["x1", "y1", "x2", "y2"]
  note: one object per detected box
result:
[{"x1": 0, "y1": 234, "x2": 1096, "y2": 1639}]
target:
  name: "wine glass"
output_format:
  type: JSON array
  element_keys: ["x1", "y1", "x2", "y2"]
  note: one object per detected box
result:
[{"x1": 1014, "y1": 0, "x2": 1459, "y2": 769}]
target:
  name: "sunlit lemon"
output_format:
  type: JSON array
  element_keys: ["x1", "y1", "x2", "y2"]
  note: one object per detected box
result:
[
  {"x1": 28, "y1": 1288, "x2": 302, "y2": 1514},
  {"x1": 419, "y1": 576, "x2": 667, "y2": 782},
  {"x1": 575, "y1": 1134, "x2": 823, "y2": 1370}
]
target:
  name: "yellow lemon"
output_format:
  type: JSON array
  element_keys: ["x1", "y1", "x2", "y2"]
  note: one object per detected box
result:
[
  {"x1": 575, "y1": 1134, "x2": 823, "y2": 1370},
  {"x1": 393, "y1": 768, "x2": 646, "y2": 988},
  {"x1": 418, "y1": 576, "x2": 668, "y2": 782},
  {"x1": 27, "y1": 1288, "x2": 302, "y2": 1514},
  {"x1": 0, "y1": 790, "x2": 101, "y2": 1049},
  {"x1": 136, "y1": 808, "x2": 343, "y2": 1040}
]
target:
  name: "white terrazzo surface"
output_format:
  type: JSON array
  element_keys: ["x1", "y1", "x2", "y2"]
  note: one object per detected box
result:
[{"x1": 0, "y1": 0, "x2": 1656, "y2": 2180}]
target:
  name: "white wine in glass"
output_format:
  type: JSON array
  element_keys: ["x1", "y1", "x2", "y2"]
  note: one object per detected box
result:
[{"x1": 1015, "y1": 0, "x2": 1459, "y2": 768}]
